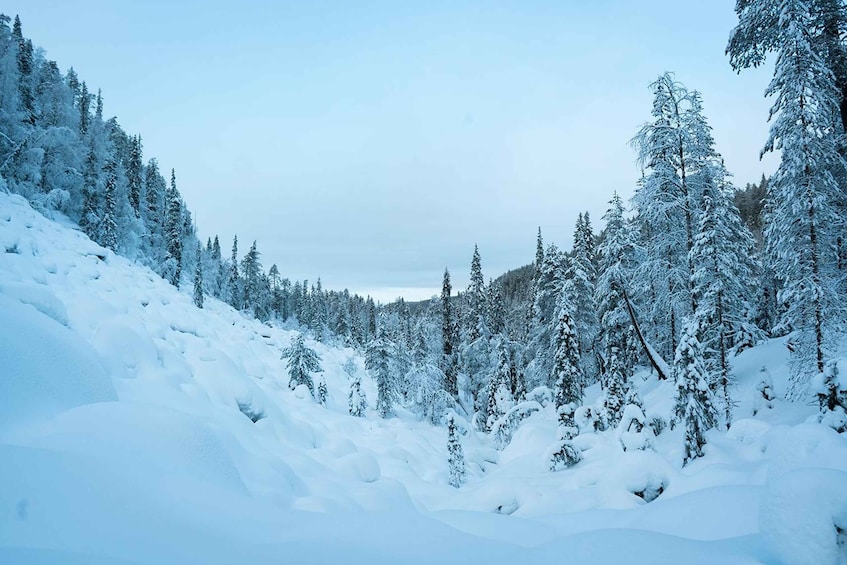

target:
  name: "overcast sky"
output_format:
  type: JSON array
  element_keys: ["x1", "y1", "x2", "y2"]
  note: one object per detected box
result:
[{"x1": 10, "y1": 1, "x2": 777, "y2": 303}]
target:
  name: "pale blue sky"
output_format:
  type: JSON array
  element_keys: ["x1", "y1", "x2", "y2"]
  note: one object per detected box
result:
[{"x1": 10, "y1": 1, "x2": 776, "y2": 302}]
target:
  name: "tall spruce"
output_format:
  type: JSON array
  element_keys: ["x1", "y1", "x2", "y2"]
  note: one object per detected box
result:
[
  {"x1": 758, "y1": 0, "x2": 846, "y2": 391},
  {"x1": 441, "y1": 268, "x2": 458, "y2": 397},
  {"x1": 164, "y1": 169, "x2": 182, "y2": 287},
  {"x1": 193, "y1": 246, "x2": 204, "y2": 309}
]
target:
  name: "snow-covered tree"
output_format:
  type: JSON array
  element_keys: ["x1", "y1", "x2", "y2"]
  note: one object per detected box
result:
[
  {"x1": 691, "y1": 169, "x2": 762, "y2": 428},
  {"x1": 566, "y1": 212, "x2": 599, "y2": 380},
  {"x1": 316, "y1": 376, "x2": 328, "y2": 406},
  {"x1": 815, "y1": 359, "x2": 847, "y2": 432},
  {"x1": 447, "y1": 416, "x2": 466, "y2": 488},
  {"x1": 99, "y1": 159, "x2": 118, "y2": 251},
  {"x1": 441, "y1": 268, "x2": 458, "y2": 398},
  {"x1": 549, "y1": 402, "x2": 582, "y2": 471},
  {"x1": 486, "y1": 347, "x2": 516, "y2": 431},
  {"x1": 193, "y1": 246, "x2": 204, "y2": 309},
  {"x1": 631, "y1": 73, "x2": 702, "y2": 359},
  {"x1": 752, "y1": 366, "x2": 776, "y2": 416},
  {"x1": 366, "y1": 337, "x2": 398, "y2": 418},
  {"x1": 406, "y1": 363, "x2": 452, "y2": 424},
  {"x1": 527, "y1": 244, "x2": 566, "y2": 388},
  {"x1": 466, "y1": 244, "x2": 487, "y2": 341},
  {"x1": 164, "y1": 169, "x2": 182, "y2": 287},
  {"x1": 759, "y1": 0, "x2": 846, "y2": 391},
  {"x1": 551, "y1": 293, "x2": 583, "y2": 409},
  {"x1": 595, "y1": 193, "x2": 639, "y2": 383},
  {"x1": 348, "y1": 376, "x2": 367, "y2": 417},
  {"x1": 673, "y1": 319, "x2": 718, "y2": 465},
  {"x1": 282, "y1": 333, "x2": 322, "y2": 396}
]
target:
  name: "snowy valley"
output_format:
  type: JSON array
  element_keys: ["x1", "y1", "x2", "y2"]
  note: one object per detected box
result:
[
  {"x1": 2, "y1": 191, "x2": 846, "y2": 564},
  {"x1": 3, "y1": 3, "x2": 847, "y2": 564}
]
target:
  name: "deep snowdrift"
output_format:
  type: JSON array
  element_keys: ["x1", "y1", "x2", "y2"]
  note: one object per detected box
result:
[{"x1": 1, "y1": 193, "x2": 845, "y2": 564}]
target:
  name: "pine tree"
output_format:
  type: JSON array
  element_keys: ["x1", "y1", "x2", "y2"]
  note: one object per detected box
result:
[
  {"x1": 281, "y1": 333, "x2": 322, "y2": 396},
  {"x1": 447, "y1": 416, "x2": 466, "y2": 488},
  {"x1": 193, "y1": 246, "x2": 204, "y2": 309},
  {"x1": 348, "y1": 376, "x2": 367, "y2": 417},
  {"x1": 673, "y1": 319, "x2": 718, "y2": 465}
]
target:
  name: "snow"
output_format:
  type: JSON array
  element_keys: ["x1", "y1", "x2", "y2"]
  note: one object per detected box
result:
[{"x1": 2, "y1": 192, "x2": 847, "y2": 564}]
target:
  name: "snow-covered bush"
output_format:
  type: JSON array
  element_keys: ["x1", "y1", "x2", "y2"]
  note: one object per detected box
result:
[
  {"x1": 647, "y1": 415, "x2": 666, "y2": 437},
  {"x1": 406, "y1": 363, "x2": 452, "y2": 424},
  {"x1": 576, "y1": 400, "x2": 605, "y2": 433},
  {"x1": 813, "y1": 360, "x2": 847, "y2": 433},
  {"x1": 752, "y1": 366, "x2": 776, "y2": 417},
  {"x1": 548, "y1": 403, "x2": 582, "y2": 471},
  {"x1": 490, "y1": 401, "x2": 541, "y2": 450},
  {"x1": 618, "y1": 404, "x2": 654, "y2": 452}
]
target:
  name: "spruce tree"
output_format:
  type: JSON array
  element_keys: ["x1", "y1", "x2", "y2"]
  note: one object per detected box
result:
[
  {"x1": 441, "y1": 268, "x2": 458, "y2": 398},
  {"x1": 466, "y1": 244, "x2": 487, "y2": 341},
  {"x1": 564, "y1": 213, "x2": 598, "y2": 381},
  {"x1": 595, "y1": 193, "x2": 639, "y2": 385},
  {"x1": 164, "y1": 169, "x2": 182, "y2": 287},
  {"x1": 127, "y1": 135, "x2": 143, "y2": 217},
  {"x1": 193, "y1": 246, "x2": 204, "y2": 309},
  {"x1": 759, "y1": 0, "x2": 846, "y2": 390},
  {"x1": 549, "y1": 402, "x2": 582, "y2": 471},
  {"x1": 527, "y1": 244, "x2": 566, "y2": 388},
  {"x1": 348, "y1": 376, "x2": 367, "y2": 417},
  {"x1": 673, "y1": 319, "x2": 718, "y2": 465},
  {"x1": 486, "y1": 347, "x2": 515, "y2": 431},
  {"x1": 366, "y1": 337, "x2": 397, "y2": 418},
  {"x1": 447, "y1": 416, "x2": 466, "y2": 488},
  {"x1": 631, "y1": 74, "x2": 701, "y2": 359},
  {"x1": 99, "y1": 159, "x2": 118, "y2": 251},
  {"x1": 227, "y1": 235, "x2": 241, "y2": 309},
  {"x1": 282, "y1": 333, "x2": 322, "y2": 396},
  {"x1": 691, "y1": 171, "x2": 761, "y2": 427},
  {"x1": 552, "y1": 293, "x2": 583, "y2": 409}
]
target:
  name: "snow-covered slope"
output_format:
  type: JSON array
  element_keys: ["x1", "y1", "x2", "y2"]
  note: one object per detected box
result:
[{"x1": 1, "y1": 192, "x2": 846, "y2": 565}]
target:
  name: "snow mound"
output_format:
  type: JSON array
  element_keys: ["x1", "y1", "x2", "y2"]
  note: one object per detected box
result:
[{"x1": 0, "y1": 294, "x2": 116, "y2": 437}]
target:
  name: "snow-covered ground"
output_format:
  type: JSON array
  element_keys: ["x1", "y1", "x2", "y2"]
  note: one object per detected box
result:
[{"x1": 1, "y1": 192, "x2": 845, "y2": 564}]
